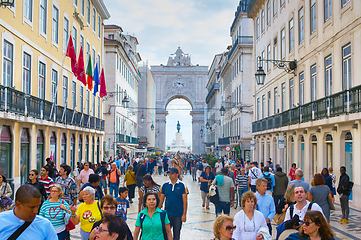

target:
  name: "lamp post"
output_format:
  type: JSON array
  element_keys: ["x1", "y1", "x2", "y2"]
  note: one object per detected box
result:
[
  {"x1": 0, "y1": 0, "x2": 14, "y2": 7},
  {"x1": 140, "y1": 112, "x2": 145, "y2": 123}
]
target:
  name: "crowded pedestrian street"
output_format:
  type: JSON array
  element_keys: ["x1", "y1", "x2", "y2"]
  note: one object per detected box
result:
[{"x1": 63, "y1": 172, "x2": 361, "y2": 240}]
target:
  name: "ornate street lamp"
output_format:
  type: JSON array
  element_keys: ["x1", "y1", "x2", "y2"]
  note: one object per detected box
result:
[
  {"x1": 140, "y1": 112, "x2": 145, "y2": 123},
  {"x1": 122, "y1": 91, "x2": 129, "y2": 108},
  {"x1": 1, "y1": 0, "x2": 14, "y2": 7},
  {"x1": 219, "y1": 105, "x2": 226, "y2": 116},
  {"x1": 255, "y1": 56, "x2": 297, "y2": 85},
  {"x1": 206, "y1": 122, "x2": 210, "y2": 129},
  {"x1": 150, "y1": 123, "x2": 154, "y2": 131}
]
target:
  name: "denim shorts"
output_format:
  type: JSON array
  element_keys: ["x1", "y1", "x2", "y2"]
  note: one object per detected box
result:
[{"x1": 100, "y1": 179, "x2": 107, "y2": 189}]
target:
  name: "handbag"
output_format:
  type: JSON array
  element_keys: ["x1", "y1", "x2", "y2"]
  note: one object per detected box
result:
[
  {"x1": 62, "y1": 200, "x2": 76, "y2": 231},
  {"x1": 0, "y1": 184, "x2": 12, "y2": 209},
  {"x1": 327, "y1": 195, "x2": 335, "y2": 210},
  {"x1": 273, "y1": 212, "x2": 286, "y2": 225},
  {"x1": 208, "y1": 185, "x2": 220, "y2": 205}
]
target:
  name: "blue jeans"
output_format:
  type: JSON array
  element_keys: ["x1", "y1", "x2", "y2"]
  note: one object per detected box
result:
[
  {"x1": 80, "y1": 229, "x2": 90, "y2": 240},
  {"x1": 238, "y1": 188, "x2": 248, "y2": 205},
  {"x1": 215, "y1": 201, "x2": 230, "y2": 216},
  {"x1": 250, "y1": 185, "x2": 257, "y2": 192},
  {"x1": 109, "y1": 182, "x2": 119, "y2": 197},
  {"x1": 57, "y1": 230, "x2": 67, "y2": 240}
]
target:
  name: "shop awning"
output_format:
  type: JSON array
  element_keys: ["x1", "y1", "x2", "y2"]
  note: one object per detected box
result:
[{"x1": 119, "y1": 145, "x2": 131, "y2": 152}]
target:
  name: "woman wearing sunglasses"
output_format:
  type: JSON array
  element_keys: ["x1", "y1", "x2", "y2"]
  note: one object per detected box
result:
[
  {"x1": 94, "y1": 214, "x2": 128, "y2": 240},
  {"x1": 212, "y1": 215, "x2": 236, "y2": 240},
  {"x1": 233, "y1": 191, "x2": 269, "y2": 240},
  {"x1": 286, "y1": 210, "x2": 335, "y2": 240}
]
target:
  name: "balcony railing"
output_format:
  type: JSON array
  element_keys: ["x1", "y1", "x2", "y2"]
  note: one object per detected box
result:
[
  {"x1": 0, "y1": 85, "x2": 105, "y2": 131},
  {"x1": 205, "y1": 83, "x2": 220, "y2": 103},
  {"x1": 116, "y1": 133, "x2": 139, "y2": 145},
  {"x1": 228, "y1": 36, "x2": 253, "y2": 60},
  {"x1": 218, "y1": 137, "x2": 230, "y2": 145},
  {"x1": 252, "y1": 85, "x2": 361, "y2": 133}
]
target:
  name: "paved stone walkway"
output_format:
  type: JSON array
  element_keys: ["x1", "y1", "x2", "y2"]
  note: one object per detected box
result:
[{"x1": 70, "y1": 173, "x2": 361, "y2": 240}]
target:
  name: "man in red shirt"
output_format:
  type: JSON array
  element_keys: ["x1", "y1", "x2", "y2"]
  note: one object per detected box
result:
[{"x1": 38, "y1": 165, "x2": 54, "y2": 197}]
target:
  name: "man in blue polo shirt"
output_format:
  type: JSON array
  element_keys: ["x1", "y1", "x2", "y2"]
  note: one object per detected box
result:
[{"x1": 160, "y1": 167, "x2": 188, "y2": 240}]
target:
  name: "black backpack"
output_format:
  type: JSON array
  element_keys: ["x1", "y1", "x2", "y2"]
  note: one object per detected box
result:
[
  {"x1": 263, "y1": 174, "x2": 272, "y2": 190},
  {"x1": 289, "y1": 202, "x2": 314, "y2": 217},
  {"x1": 198, "y1": 162, "x2": 203, "y2": 171}
]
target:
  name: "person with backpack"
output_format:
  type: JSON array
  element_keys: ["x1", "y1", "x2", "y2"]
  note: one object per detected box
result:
[
  {"x1": 196, "y1": 160, "x2": 204, "y2": 183},
  {"x1": 248, "y1": 162, "x2": 262, "y2": 192},
  {"x1": 337, "y1": 166, "x2": 353, "y2": 224},
  {"x1": 134, "y1": 192, "x2": 173, "y2": 240},
  {"x1": 261, "y1": 166, "x2": 275, "y2": 195}
]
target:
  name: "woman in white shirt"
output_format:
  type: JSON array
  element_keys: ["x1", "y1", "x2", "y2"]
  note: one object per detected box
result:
[{"x1": 233, "y1": 191, "x2": 267, "y2": 240}]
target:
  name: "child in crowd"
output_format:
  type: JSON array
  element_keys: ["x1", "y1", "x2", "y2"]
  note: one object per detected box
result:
[{"x1": 115, "y1": 187, "x2": 130, "y2": 221}]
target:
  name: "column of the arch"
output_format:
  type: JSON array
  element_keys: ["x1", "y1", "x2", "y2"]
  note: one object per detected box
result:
[
  {"x1": 156, "y1": 110, "x2": 168, "y2": 152},
  {"x1": 190, "y1": 110, "x2": 204, "y2": 154}
]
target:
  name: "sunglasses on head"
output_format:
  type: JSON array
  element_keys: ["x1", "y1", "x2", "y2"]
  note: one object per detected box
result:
[
  {"x1": 223, "y1": 225, "x2": 236, "y2": 231},
  {"x1": 301, "y1": 221, "x2": 314, "y2": 226}
]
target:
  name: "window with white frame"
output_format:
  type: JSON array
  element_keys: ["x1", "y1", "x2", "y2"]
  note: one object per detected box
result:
[
  {"x1": 23, "y1": 53, "x2": 31, "y2": 94},
  {"x1": 38, "y1": 62, "x2": 46, "y2": 99},
  {"x1": 267, "y1": 91, "x2": 271, "y2": 116},
  {"x1": 239, "y1": 55, "x2": 242, "y2": 71},
  {"x1": 73, "y1": 0, "x2": 77, "y2": 7},
  {"x1": 52, "y1": 6, "x2": 59, "y2": 44},
  {"x1": 86, "y1": 90, "x2": 90, "y2": 114},
  {"x1": 310, "y1": 0, "x2": 317, "y2": 34},
  {"x1": 63, "y1": 18, "x2": 69, "y2": 51},
  {"x1": 281, "y1": 83, "x2": 285, "y2": 111},
  {"x1": 267, "y1": 0, "x2": 271, "y2": 24},
  {"x1": 256, "y1": 17, "x2": 259, "y2": 38},
  {"x1": 311, "y1": 64, "x2": 317, "y2": 101},
  {"x1": 39, "y1": 0, "x2": 47, "y2": 34},
  {"x1": 273, "y1": 37, "x2": 278, "y2": 61},
  {"x1": 267, "y1": 44, "x2": 271, "y2": 71},
  {"x1": 72, "y1": 80, "x2": 76, "y2": 109},
  {"x1": 81, "y1": 0, "x2": 85, "y2": 15},
  {"x1": 92, "y1": 97, "x2": 95, "y2": 116},
  {"x1": 98, "y1": 16, "x2": 101, "y2": 38},
  {"x1": 24, "y1": 0, "x2": 33, "y2": 22},
  {"x1": 3, "y1": 41, "x2": 14, "y2": 87},
  {"x1": 289, "y1": 78, "x2": 294, "y2": 108},
  {"x1": 257, "y1": 98, "x2": 260, "y2": 120},
  {"x1": 92, "y1": 8, "x2": 96, "y2": 32},
  {"x1": 289, "y1": 18, "x2": 294, "y2": 52},
  {"x1": 80, "y1": 86, "x2": 83, "y2": 112},
  {"x1": 92, "y1": 49, "x2": 95, "y2": 66},
  {"x1": 341, "y1": 0, "x2": 350, "y2": 8},
  {"x1": 262, "y1": 95, "x2": 265, "y2": 118},
  {"x1": 261, "y1": 51, "x2": 265, "y2": 68},
  {"x1": 97, "y1": 54, "x2": 100, "y2": 67},
  {"x1": 97, "y1": 96, "x2": 100, "y2": 118},
  {"x1": 299, "y1": 7, "x2": 304, "y2": 44},
  {"x1": 299, "y1": 71, "x2": 304, "y2": 104},
  {"x1": 87, "y1": 0, "x2": 91, "y2": 24},
  {"x1": 72, "y1": 27, "x2": 77, "y2": 54},
  {"x1": 63, "y1": 76, "x2": 68, "y2": 107},
  {"x1": 325, "y1": 55, "x2": 332, "y2": 96},
  {"x1": 342, "y1": 43, "x2": 351, "y2": 90},
  {"x1": 86, "y1": 42, "x2": 90, "y2": 62},
  {"x1": 261, "y1": 9, "x2": 265, "y2": 32},
  {"x1": 51, "y1": 69, "x2": 58, "y2": 104},
  {"x1": 273, "y1": 0, "x2": 277, "y2": 16},
  {"x1": 280, "y1": 0, "x2": 285, "y2": 6},
  {"x1": 281, "y1": 28, "x2": 285, "y2": 59},
  {"x1": 274, "y1": 87, "x2": 278, "y2": 114},
  {"x1": 80, "y1": 35, "x2": 84, "y2": 53},
  {"x1": 324, "y1": 0, "x2": 331, "y2": 22},
  {"x1": 239, "y1": 85, "x2": 241, "y2": 103}
]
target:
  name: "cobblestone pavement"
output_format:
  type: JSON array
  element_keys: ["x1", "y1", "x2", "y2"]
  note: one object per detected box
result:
[{"x1": 70, "y1": 173, "x2": 361, "y2": 240}]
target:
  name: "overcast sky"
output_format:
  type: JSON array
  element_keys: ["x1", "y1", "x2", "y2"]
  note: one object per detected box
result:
[{"x1": 104, "y1": 0, "x2": 241, "y2": 146}]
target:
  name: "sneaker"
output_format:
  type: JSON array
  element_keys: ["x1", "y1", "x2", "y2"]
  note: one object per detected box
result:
[
  {"x1": 202, "y1": 204, "x2": 205, "y2": 207},
  {"x1": 337, "y1": 218, "x2": 344, "y2": 223},
  {"x1": 129, "y1": 200, "x2": 133, "y2": 203},
  {"x1": 206, "y1": 206, "x2": 210, "y2": 210},
  {"x1": 342, "y1": 219, "x2": 349, "y2": 224}
]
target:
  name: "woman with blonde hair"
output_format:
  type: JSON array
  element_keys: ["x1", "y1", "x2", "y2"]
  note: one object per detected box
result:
[
  {"x1": 286, "y1": 210, "x2": 335, "y2": 240},
  {"x1": 276, "y1": 183, "x2": 296, "y2": 214},
  {"x1": 233, "y1": 191, "x2": 269, "y2": 240},
  {"x1": 212, "y1": 215, "x2": 236, "y2": 240},
  {"x1": 39, "y1": 184, "x2": 71, "y2": 240}
]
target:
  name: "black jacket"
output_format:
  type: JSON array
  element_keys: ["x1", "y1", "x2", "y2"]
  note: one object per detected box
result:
[
  {"x1": 337, "y1": 173, "x2": 351, "y2": 196},
  {"x1": 26, "y1": 179, "x2": 47, "y2": 200}
]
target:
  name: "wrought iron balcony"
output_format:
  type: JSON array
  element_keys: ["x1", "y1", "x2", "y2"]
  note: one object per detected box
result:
[
  {"x1": 228, "y1": 36, "x2": 253, "y2": 60},
  {"x1": 116, "y1": 133, "x2": 139, "y2": 144},
  {"x1": 252, "y1": 85, "x2": 361, "y2": 133},
  {"x1": 0, "y1": 85, "x2": 105, "y2": 131},
  {"x1": 218, "y1": 137, "x2": 230, "y2": 145},
  {"x1": 205, "y1": 83, "x2": 220, "y2": 103}
]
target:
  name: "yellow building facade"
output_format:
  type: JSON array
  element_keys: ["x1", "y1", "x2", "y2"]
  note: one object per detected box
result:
[{"x1": 0, "y1": 0, "x2": 110, "y2": 189}]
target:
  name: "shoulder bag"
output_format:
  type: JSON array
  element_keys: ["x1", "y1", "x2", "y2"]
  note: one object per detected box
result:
[
  {"x1": 7, "y1": 221, "x2": 32, "y2": 240},
  {"x1": 327, "y1": 195, "x2": 335, "y2": 210},
  {"x1": 0, "y1": 184, "x2": 13, "y2": 209}
]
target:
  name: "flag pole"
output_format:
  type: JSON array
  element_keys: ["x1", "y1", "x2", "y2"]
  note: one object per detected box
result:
[{"x1": 49, "y1": 53, "x2": 67, "y2": 121}]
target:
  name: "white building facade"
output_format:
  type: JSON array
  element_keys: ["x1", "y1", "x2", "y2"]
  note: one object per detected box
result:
[
  {"x1": 248, "y1": 0, "x2": 361, "y2": 206},
  {"x1": 103, "y1": 25, "x2": 141, "y2": 158}
]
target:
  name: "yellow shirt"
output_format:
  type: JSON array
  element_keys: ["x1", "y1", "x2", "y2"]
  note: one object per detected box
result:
[
  {"x1": 76, "y1": 201, "x2": 102, "y2": 232},
  {"x1": 123, "y1": 171, "x2": 136, "y2": 185}
]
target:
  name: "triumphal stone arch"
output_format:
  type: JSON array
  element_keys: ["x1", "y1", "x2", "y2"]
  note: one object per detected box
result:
[{"x1": 151, "y1": 48, "x2": 208, "y2": 154}]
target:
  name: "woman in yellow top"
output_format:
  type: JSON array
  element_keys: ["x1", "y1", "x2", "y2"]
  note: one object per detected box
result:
[
  {"x1": 70, "y1": 186, "x2": 102, "y2": 240},
  {"x1": 123, "y1": 165, "x2": 136, "y2": 203}
]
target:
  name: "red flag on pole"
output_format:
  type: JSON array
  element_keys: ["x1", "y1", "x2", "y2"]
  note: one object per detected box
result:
[
  {"x1": 99, "y1": 67, "x2": 107, "y2": 98},
  {"x1": 77, "y1": 46, "x2": 86, "y2": 85},
  {"x1": 66, "y1": 36, "x2": 78, "y2": 77}
]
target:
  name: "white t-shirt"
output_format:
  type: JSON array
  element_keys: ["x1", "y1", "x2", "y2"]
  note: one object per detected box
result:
[
  {"x1": 284, "y1": 200, "x2": 325, "y2": 222},
  {"x1": 248, "y1": 167, "x2": 262, "y2": 185},
  {"x1": 215, "y1": 162, "x2": 223, "y2": 172}
]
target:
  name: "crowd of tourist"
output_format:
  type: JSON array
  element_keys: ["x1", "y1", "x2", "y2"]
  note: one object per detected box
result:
[{"x1": 0, "y1": 153, "x2": 355, "y2": 240}]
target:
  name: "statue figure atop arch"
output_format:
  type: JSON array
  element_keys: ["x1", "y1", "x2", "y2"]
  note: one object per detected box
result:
[
  {"x1": 177, "y1": 121, "x2": 181, "y2": 133},
  {"x1": 167, "y1": 47, "x2": 192, "y2": 66}
]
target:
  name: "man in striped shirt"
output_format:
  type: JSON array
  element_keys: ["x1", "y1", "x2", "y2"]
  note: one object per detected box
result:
[{"x1": 39, "y1": 165, "x2": 54, "y2": 197}]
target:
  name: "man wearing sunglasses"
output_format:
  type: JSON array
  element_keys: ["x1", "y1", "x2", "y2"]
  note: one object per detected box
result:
[
  {"x1": 89, "y1": 195, "x2": 133, "y2": 240},
  {"x1": 283, "y1": 186, "x2": 324, "y2": 229}
]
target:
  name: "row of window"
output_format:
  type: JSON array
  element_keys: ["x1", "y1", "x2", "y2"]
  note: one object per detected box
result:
[
  {"x1": 256, "y1": 43, "x2": 352, "y2": 120},
  {"x1": 24, "y1": 0, "x2": 101, "y2": 45},
  {"x1": 116, "y1": 54, "x2": 136, "y2": 90},
  {"x1": 223, "y1": 54, "x2": 242, "y2": 90},
  {"x1": 2, "y1": 40, "x2": 101, "y2": 118},
  {"x1": 222, "y1": 117, "x2": 242, "y2": 138}
]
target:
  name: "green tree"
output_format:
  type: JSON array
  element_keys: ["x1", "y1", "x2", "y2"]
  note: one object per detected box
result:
[{"x1": 205, "y1": 154, "x2": 218, "y2": 168}]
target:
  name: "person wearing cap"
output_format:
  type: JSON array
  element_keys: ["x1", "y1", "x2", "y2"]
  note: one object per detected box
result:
[{"x1": 159, "y1": 167, "x2": 188, "y2": 240}]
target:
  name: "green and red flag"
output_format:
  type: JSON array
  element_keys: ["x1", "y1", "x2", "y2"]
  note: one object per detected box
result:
[{"x1": 86, "y1": 57, "x2": 93, "y2": 90}]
